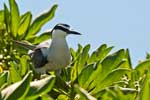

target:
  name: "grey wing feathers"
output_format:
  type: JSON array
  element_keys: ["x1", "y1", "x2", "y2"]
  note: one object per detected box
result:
[
  {"x1": 30, "y1": 48, "x2": 48, "y2": 68},
  {"x1": 13, "y1": 40, "x2": 36, "y2": 50}
]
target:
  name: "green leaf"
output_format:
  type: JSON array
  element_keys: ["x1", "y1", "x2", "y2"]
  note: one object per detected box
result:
[
  {"x1": 78, "y1": 62, "x2": 102, "y2": 90},
  {"x1": 40, "y1": 94, "x2": 54, "y2": 100},
  {"x1": 84, "y1": 62, "x2": 102, "y2": 90},
  {"x1": 137, "y1": 73, "x2": 150, "y2": 100},
  {"x1": 88, "y1": 44, "x2": 113, "y2": 64},
  {"x1": 33, "y1": 31, "x2": 51, "y2": 44},
  {"x1": 26, "y1": 4, "x2": 58, "y2": 39},
  {"x1": 91, "y1": 68, "x2": 130, "y2": 95},
  {"x1": 70, "y1": 48, "x2": 76, "y2": 60},
  {"x1": 18, "y1": 12, "x2": 32, "y2": 37},
  {"x1": 101, "y1": 49, "x2": 126, "y2": 76},
  {"x1": 97, "y1": 44, "x2": 114, "y2": 61},
  {"x1": 71, "y1": 44, "x2": 90, "y2": 81},
  {"x1": 74, "y1": 85, "x2": 97, "y2": 100},
  {"x1": 0, "y1": 10, "x2": 5, "y2": 31},
  {"x1": 57, "y1": 94, "x2": 69, "y2": 100},
  {"x1": 0, "y1": 10, "x2": 4, "y2": 22},
  {"x1": 26, "y1": 76, "x2": 55, "y2": 99},
  {"x1": 9, "y1": 61, "x2": 22, "y2": 83},
  {"x1": 0, "y1": 71, "x2": 9, "y2": 89},
  {"x1": 9, "y1": 0, "x2": 20, "y2": 37},
  {"x1": 77, "y1": 44, "x2": 90, "y2": 72},
  {"x1": 125, "y1": 49, "x2": 132, "y2": 69},
  {"x1": 134, "y1": 60, "x2": 150, "y2": 77},
  {"x1": 78, "y1": 64, "x2": 95, "y2": 88},
  {"x1": 1, "y1": 71, "x2": 32, "y2": 100},
  {"x1": 20, "y1": 55, "x2": 30, "y2": 76},
  {"x1": 4, "y1": 3, "x2": 10, "y2": 32}
]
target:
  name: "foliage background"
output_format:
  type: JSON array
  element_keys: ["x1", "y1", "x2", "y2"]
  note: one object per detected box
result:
[
  {"x1": 1, "y1": 0, "x2": 149, "y2": 67},
  {"x1": 0, "y1": 0, "x2": 150, "y2": 100}
]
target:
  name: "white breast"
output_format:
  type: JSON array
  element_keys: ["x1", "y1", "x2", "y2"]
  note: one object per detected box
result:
[{"x1": 46, "y1": 38, "x2": 71, "y2": 71}]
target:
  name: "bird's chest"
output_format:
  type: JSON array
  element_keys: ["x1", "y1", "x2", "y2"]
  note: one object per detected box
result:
[{"x1": 47, "y1": 39, "x2": 71, "y2": 69}]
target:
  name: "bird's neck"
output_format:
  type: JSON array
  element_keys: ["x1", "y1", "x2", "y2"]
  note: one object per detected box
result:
[{"x1": 48, "y1": 37, "x2": 68, "y2": 50}]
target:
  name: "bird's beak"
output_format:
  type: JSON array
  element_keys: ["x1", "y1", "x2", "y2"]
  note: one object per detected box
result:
[{"x1": 69, "y1": 30, "x2": 82, "y2": 35}]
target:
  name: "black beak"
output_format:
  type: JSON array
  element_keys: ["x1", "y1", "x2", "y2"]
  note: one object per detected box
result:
[{"x1": 69, "y1": 30, "x2": 82, "y2": 35}]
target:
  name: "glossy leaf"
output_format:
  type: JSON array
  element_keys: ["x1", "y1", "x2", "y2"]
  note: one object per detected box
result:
[
  {"x1": 9, "y1": 0, "x2": 20, "y2": 37},
  {"x1": 0, "y1": 71, "x2": 9, "y2": 89},
  {"x1": 4, "y1": 4, "x2": 10, "y2": 32},
  {"x1": 74, "y1": 85, "x2": 97, "y2": 100},
  {"x1": 84, "y1": 62, "x2": 102, "y2": 90},
  {"x1": 125, "y1": 49, "x2": 132, "y2": 69},
  {"x1": 91, "y1": 68, "x2": 130, "y2": 95},
  {"x1": 77, "y1": 44, "x2": 90, "y2": 72},
  {"x1": 57, "y1": 94, "x2": 69, "y2": 100},
  {"x1": 9, "y1": 61, "x2": 22, "y2": 83},
  {"x1": 26, "y1": 76, "x2": 55, "y2": 99},
  {"x1": 101, "y1": 49, "x2": 125, "y2": 74},
  {"x1": 18, "y1": 12, "x2": 32, "y2": 37},
  {"x1": 88, "y1": 44, "x2": 113, "y2": 64},
  {"x1": 71, "y1": 44, "x2": 90, "y2": 82},
  {"x1": 1, "y1": 71, "x2": 32, "y2": 100},
  {"x1": 78, "y1": 64, "x2": 95, "y2": 88},
  {"x1": 137, "y1": 73, "x2": 150, "y2": 100},
  {"x1": 0, "y1": 10, "x2": 4, "y2": 22},
  {"x1": 20, "y1": 55, "x2": 30, "y2": 76},
  {"x1": 33, "y1": 31, "x2": 51, "y2": 44},
  {"x1": 26, "y1": 4, "x2": 58, "y2": 40},
  {"x1": 134, "y1": 60, "x2": 150, "y2": 77}
]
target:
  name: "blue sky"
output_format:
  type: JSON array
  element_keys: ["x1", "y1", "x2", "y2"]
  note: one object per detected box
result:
[{"x1": 1, "y1": 0, "x2": 150, "y2": 67}]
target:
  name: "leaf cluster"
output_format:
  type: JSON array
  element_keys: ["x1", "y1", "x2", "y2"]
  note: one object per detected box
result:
[{"x1": 0, "y1": 0, "x2": 150, "y2": 100}]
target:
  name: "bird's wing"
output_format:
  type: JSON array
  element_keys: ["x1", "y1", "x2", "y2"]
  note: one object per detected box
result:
[
  {"x1": 36, "y1": 39, "x2": 51, "y2": 49},
  {"x1": 30, "y1": 40, "x2": 52, "y2": 68},
  {"x1": 13, "y1": 40, "x2": 36, "y2": 50},
  {"x1": 13, "y1": 40, "x2": 51, "y2": 68},
  {"x1": 30, "y1": 48, "x2": 48, "y2": 68}
]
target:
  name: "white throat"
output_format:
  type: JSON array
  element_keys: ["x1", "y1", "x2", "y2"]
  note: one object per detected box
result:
[{"x1": 52, "y1": 30, "x2": 67, "y2": 39}]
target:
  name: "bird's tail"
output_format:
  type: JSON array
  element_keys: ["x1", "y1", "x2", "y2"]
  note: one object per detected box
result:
[{"x1": 13, "y1": 40, "x2": 36, "y2": 50}]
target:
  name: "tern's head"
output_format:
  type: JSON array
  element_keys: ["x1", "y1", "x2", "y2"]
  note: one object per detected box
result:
[{"x1": 51, "y1": 23, "x2": 81, "y2": 38}]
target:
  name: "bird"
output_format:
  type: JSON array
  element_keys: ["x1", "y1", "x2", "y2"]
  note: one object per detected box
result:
[{"x1": 14, "y1": 23, "x2": 81, "y2": 74}]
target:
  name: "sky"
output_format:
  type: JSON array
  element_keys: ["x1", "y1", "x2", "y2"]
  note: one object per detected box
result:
[{"x1": 0, "y1": 0, "x2": 150, "y2": 67}]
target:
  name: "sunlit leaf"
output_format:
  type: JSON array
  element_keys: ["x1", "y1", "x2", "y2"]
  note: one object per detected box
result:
[
  {"x1": 0, "y1": 10, "x2": 4, "y2": 22},
  {"x1": 0, "y1": 71, "x2": 9, "y2": 89},
  {"x1": 70, "y1": 48, "x2": 76, "y2": 60},
  {"x1": 26, "y1": 4, "x2": 58, "y2": 40},
  {"x1": 26, "y1": 76, "x2": 55, "y2": 99},
  {"x1": 74, "y1": 85, "x2": 97, "y2": 100},
  {"x1": 57, "y1": 94, "x2": 69, "y2": 100},
  {"x1": 91, "y1": 68, "x2": 130, "y2": 95},
  {"x1": 9, "y1": 0, "x2": 20, "y2": 37},
  {"x1": 33, "y1": 31, "x2": 51, "y2": 44},
  {"x1": 137, "y1": 73, "x2": 150, "y2": 100},
  {"x1": 125, "y1": 49, "x2": 132, "y2": 69},
  {"x1": 20, "y1": 55, "x2": 30, "y2": 76},
  {"x1": 4, "y1": 3, "x2": 10, "y2": 32},
  {"x1": 78, "y1": 64, "x2": 95, "y2": 88},
  {"x1": 71, "y1": 44, "x2": 90, "y2": 82},
  {"x1": 77, "y1": 44, "x2": 90, "y2": 72},
  {"x1": 84, "y1": 62, "x2": 102, "y2": 90},
  {"x1": 101, "y1": 49, "x2": 126, "y2": 76},
  {"x1": 134, "y1": 60, "x2": 150, "y2": 77},
  {"x1": 88, "y1": 44, "x2": 113, "y2": 64},
  {"x1": 1, "y1": 71, "x2": 32, "y2": 100},
  {"x1": 18, "y1": 12, "x2": 32, "y2": 37},
  {"x1": 9, "y1": 61, "x2": 22, "y2": 83}
]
